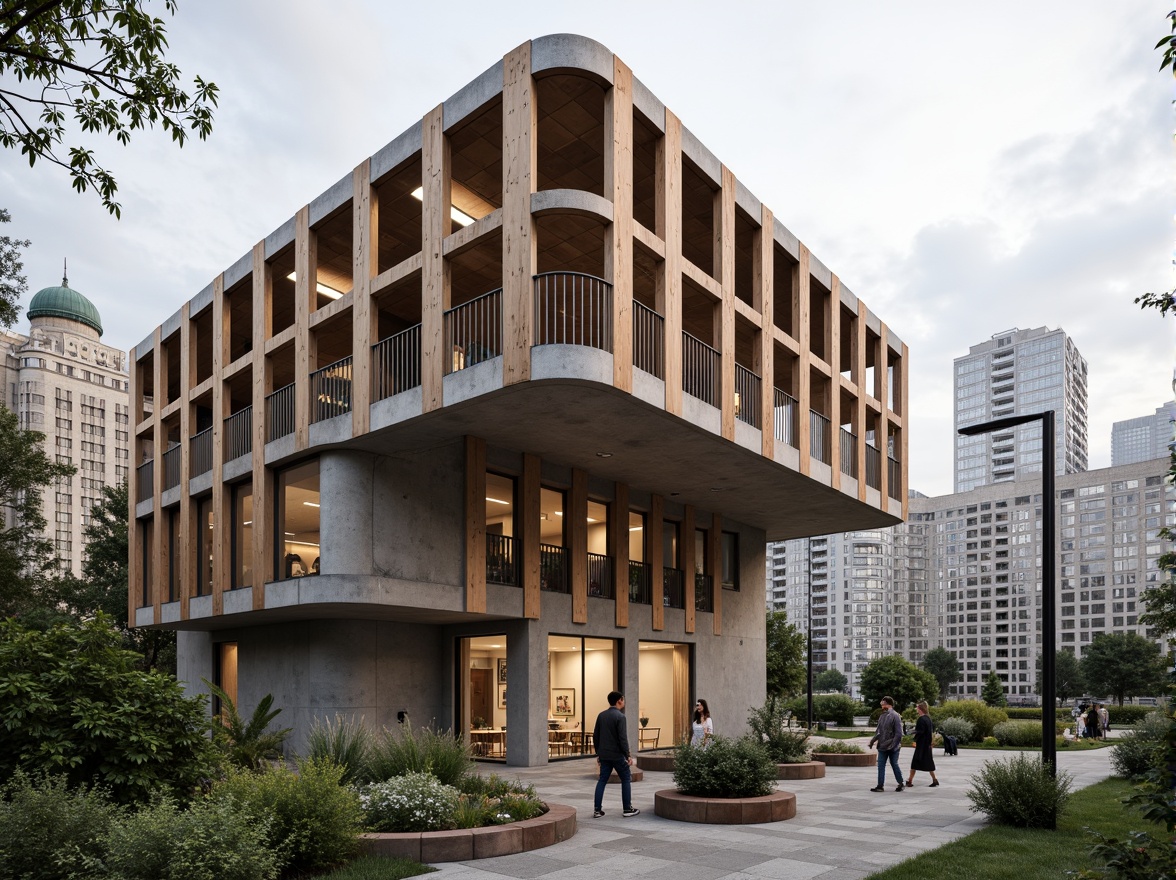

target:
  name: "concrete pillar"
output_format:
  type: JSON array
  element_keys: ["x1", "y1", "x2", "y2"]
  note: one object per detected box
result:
[
  {"x1": 505, "y1": 617, "x2": 547, "y2": 766},
  {"x1": 320, "y1": 450, "x2": 376, "y2": 576}
]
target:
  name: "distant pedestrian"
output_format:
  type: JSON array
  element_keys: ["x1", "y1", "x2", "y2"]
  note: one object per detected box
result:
[
  {"x1": 690, "y1": 699, "x2": 713, "y2": 747},
  {"x1": 869, "y1": 696, "x2": 905, "y2": 792},
  {"x1": 905, "y1": 701, "x2": 940, "y2": 788},
  {"x1": 1084, "y1": 704, "x2": 1102, "y2": 740},
  {"x1": 1098, "y1": 704, "x2": 1109, "y2": 739},
  {"x1": 592, "y1": 691, "x2": 640, "y2": 819},
  {"x1": 1076, "y1": 711, "x2": 1086, "y2": 739}
]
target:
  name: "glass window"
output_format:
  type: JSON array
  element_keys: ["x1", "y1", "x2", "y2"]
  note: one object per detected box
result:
[
  {"x1": 539, "y1": 487, "x2": 566, "y2": 592},
  {"x1": 694, "y1": 528, "x2": 708, "y2": 575},
  {"x1": 486, "y1": 472, "x2": 518, "y2": 586},
  {"x1": 167, "y1": 507, "x2": 180, "y2": 602},
  {"x1": 140, "y1": 517, "x2": 153, "y2": 606},
  {"x1": 232, "y1": 482, "x2": 253, "y2": 589},
  {"x1": 460, "y1": 635, "x2": 508, "y2": 761},
  {"x1": 215, "y1": 641, "x2": 238, "y2": 717},
  {"x1": 587, "y1": 499, "x2": 610, "y2": 598},
  {"x1": 629, "y1": 511, "x2": 645, "y2": 562},
  {"x1": 637, "y1": 641, "x2": 692, "y2": 749},
  {"x1": 548, "y1": 635, "x2": 617, "y2": 759},
  {"x1": 663, "y1": 520, "x2": 680, "y2": 568},
  {"x1": 721, "y1": 531, "x2": 739, "y2": 590},
  {"x1": 277, "y1": 461, "x2": 320, "y2": 579},
  {"x1": 196, "y1": 496, "x2": 213, "y2": 597}
]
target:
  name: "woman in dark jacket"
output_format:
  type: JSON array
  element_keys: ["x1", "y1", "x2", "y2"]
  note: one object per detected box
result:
[
  {"x1": 1085, "y1": 704, "x2": 1102, "y2": 739},
  {"x1": 906, "y1": 701, "x2": 940, "y2": 787}
]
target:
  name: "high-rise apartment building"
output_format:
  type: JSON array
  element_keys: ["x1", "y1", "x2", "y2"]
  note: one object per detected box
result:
[
  {"x1": 954, "y1": 327, "x2": 1088, "y2": 492},
  {"x1": 1, "y1": 277, "x2": 131, "y2": 575},
  {"x1": 1111, "y1": 402, "x2": 1173, "y2": 466}
]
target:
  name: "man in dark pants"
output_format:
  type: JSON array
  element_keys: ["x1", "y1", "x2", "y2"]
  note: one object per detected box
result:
[
  {"x1": 869, "y1": 695, "x2": 905, "y2": 792},
  {"x1": 592, "y1": 690, "x2": 640, "y2": 818}
]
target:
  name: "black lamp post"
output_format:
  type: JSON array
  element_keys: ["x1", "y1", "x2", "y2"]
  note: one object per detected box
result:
[
  {"x1": 958, "y1": 411, "x2": 1057, "y2": 793},
  {"x1": 807, "y1": 568, "x2": 814, "y2": 729}
]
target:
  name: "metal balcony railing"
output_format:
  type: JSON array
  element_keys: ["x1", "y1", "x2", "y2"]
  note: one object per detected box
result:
[
  {"x1": 629, "y1": 560, "x2": 652, "y2": 605},
  {"x1": 865, "y1": 444, "x2": 882, "y2": 490},
  {"x1": 695, "y1": 572, "x2": 714, "y2": 612},
  {"x1": 372, "y1": 325, "x2": 422, "y2": 400},
  {"x1": 225, "y1": 406, "x2": 252, "y2": 461},
  {"x1": 539, "y1": 544, "x2": 568, "y2": 593},
  {"x1": 162, "y1": 443, "x2": 181, "y2": 491},
  {"x1": 774, "y1": 388, "x2": 798, "y2": 447},
  {"x1": 735, "y1": 364, "x2": 761, "y2": 428},
  {"x1": 810, "y1": 411, "x2": 831, "y2": 464},
  {"x1": 682, "y1": 331, "x2": 720, "y2": 406},
  {"x1": 632, "y1": 301, "x2": 664, "y2": 379},
  {"x1": 663, "y1": 567, "x2": 685, "y2": 609},
  {"x1": 533, "y1": 272, "x2": 612, "y2": 351},
  {"x1": 840, "y1": 428, "x2": 857, "y2": 478},
  {"x1": 311, "y1": 356, "x2": 353, "y2": 423},
  {"x1": 266, "y1": 384, "x2": 295, "y2": 442},
  {"x1": 190, "y1": 427, "x2": 213, "y2": 477},
  {"x1": 445, "y1": 288, "x2": 502, "y2": 374},
  {"x1": 486, "y1": 533, "x2": 519, "y2": 586},
  {"x1": 135, "y1": 459, "x2": 153, "y2": 503},
  {"x1": 588, "y1": 552, "x2": 613, "y2": 598},
  {"x1": 888, "y1": 456, "x2": 902, "y2": 500}
]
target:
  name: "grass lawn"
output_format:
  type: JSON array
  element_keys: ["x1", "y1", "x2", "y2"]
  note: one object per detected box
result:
[
  {"x1": 810, "y1": 728, "x2": 870, "y2": 739},
  {"x1": 864, "y1": 777, "x2": 1147, "y2": 880},
  {"x1": 959, "y1": 740, "x2": 1112, "y2": 752},
  {"x1": 319, "y1": 856, "x2": 437, "y2": 879}
]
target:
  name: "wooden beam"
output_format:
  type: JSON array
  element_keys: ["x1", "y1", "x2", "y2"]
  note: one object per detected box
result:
[
  {"x1": 829, "y1": 276, "x2": 842, "y2": 490},
  {"x1": 877, "y1": 317, "x2": 891, "y2": 503},
  {"x1": 250, "y1": 242, "x2": 271, "y2": 610},
  {"x1": 660, "y1": 112, "x2": 683, "y2": 416},
  {"x1": 465, "y1": 436, "x2": 486, "y2": 613},
  {"x1": 612, "y1": 482, "x2": 629, "y2": 628},
  {"x1": 502, "y1": 42, "x2": 536, "y2": 387},
  {"x1": 521, "y1": 452, "x2": 541, "y2": 619},
  {"x1": 718, "y1": 166, "x2": 736, "y2": 442},
  {"x1": 211, "y1": 275, "x2": 228, "y2": 616},
  {"x1": 606, "y1": 56, "x2": 634, "y2": 393},
  {"x1": 854, "y1": 307, "x2": 868, "y2": 503},
  {"x1": 422, "y1": 104, "x2": 450, "y2": 412},
  {"x1": 570, "y1": 468, "x2": 588, "y2": 624},
  {"x1": 650, "y1": 493, "x2": 664, "y2": 631},
  {"x1": 796, "y1": 245, "x2": 811, "y2": 474},
  {"x1": 151, "y1": 327, "x2": 163, "y2": 619},
  {"x1": 127, "y1": 351, "x2": 140, "y2": 625},
  {"x1": 758, "y1": 205, "x2": 775, "y2": 459},
  {"x1": 178, "y1": 302, "x2": 192, "y2": 619},
  {"x1": 294, "y1": 206, "x2": 313, "y2": 451}
]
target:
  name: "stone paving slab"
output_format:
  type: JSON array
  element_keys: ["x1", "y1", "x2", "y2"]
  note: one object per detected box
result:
[{"x1": 428, "y1": 745, "x2": 1114, "y2": 879}]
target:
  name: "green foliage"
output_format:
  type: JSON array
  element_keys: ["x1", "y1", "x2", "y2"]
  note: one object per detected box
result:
[
  {"x1": 0, "y1": 771, "x2": 123, "y2": 879},
  {"x1": 0, "y1": 207, "x2": 28, "y2": 328},
  {"x1": 1106, "y1": 704, "x2": 1159, "y2": 725},
  {"x1": 747, "y1": 699, "x2": 810, "y2": 763},
  {"x1": 1035, "y1": 649, "x2": 1085, "y2": 705},
  {"x1": 210, "y1": 760, "x2": 363, "y2": 875},
  {"x1": 936, "y1": 716, "x2": 976, "y2": 744},
  {"x1": 358, "y1": 772, "x2": 461, "y2": 832},
  {"x1": 206, "y1": 681, "x2": 291, "y2": 770},
  {"x1": 814, "y1": 668, "x2": 848, "y2": 693},
  {"x1": 450, "y1": 773, "x2": 546, "y2": 828},
  {"x1": 981, "y1": 670, "x2": 1008, "y2": 707},
  {"x1": 0, "y1": 615, "x2": 213, "y2": 803},
  {"x1": 1077, "y1": 828, "x2": 1176, "y2": 880},
  {"x1": 1080, "y1": 632, "x2": 1167, "y2": 707},
  {"x1": 930, "y1": 700, "x2": 1009, "y2": 739},
  {"x1": 317, "y1": 855, "x2": 437, "y2": 880},
  {"x1": 1109, "y1": 713, "x2": 1167, "y2": 779},
  {"x1": 810, "y1": 740, "x2": 864, "y2": 754},
  {"x1": 306, "y1": 714, "x2": 376, "y2": 785},
  {"x1": 672, "y1": 735, "x2": 778, "y2": 798},
  {"x1": 368, "y1": 724, "x2": 472, "y2": 787},
  {"x1": 787, "y1": 693, "x2": 859, "y2": 726},
  {"x1": 859, "y1": 654, "x2": 933, "y2": 710},
  {"x1": 992, "y1": 720, "x2": 1045, "y2": 747},
  {"x1": 966, "y1": 753, "x2": 1073, "y2": 829},
  {"x1": 0, "y1": 1, "x2": 219, "y2": 217},
  {"x1": 102, "y1": 795, "x2": 280, "y2": 880},
  {"x1": 765, "y1": 611, "x2": 807, "y2": 698},
  {"x1": 921, "y1": 646, "x2": 961, "y2": 702}
]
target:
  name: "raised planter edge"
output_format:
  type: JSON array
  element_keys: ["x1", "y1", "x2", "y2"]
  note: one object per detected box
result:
[
  {"x1": 653, "y1": 789, "x2": 797, "y2": 824},
  {"x1": 811, "y1": 751, "x2": 874, "y2": 767},
  {"x1": 775, "y1": 760, "x2": 826, "y2": 779}
]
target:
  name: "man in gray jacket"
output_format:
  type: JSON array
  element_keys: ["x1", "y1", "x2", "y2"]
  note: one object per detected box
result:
[
  {"x1": 592, "y1": 691, "x2": 640, "y2": 818},
  {"x1": 869, "y1": 696, "x2": 905, "y2": 792}
]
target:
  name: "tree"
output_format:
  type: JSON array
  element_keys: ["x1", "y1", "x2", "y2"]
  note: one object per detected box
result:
[
  {"x1": 0, "y1": 207, "x2": 28, "y2": 328},
  {"x1": 0, "y1": 406, "x2": 74, "y2": 617},
  {"x1": 922, "y1": 647, "x2": 961, "y2": 702},
  {"x1": 765, "y1": 611, "x2": 806, "y2": 700},
  {"x1": 859, "y1": 655, "x2": 931, "y2": 710},
  {"x1": 981, "y1": 670, "x2": 1007, "y2": 708},
  {"x1": 1081, "y1": 632, "x2": 1168, "y2": 707},
  {"x1": 0, "y1": 1, "x2": 218, "y2": 217},
  {"x1": 1035, "y1": 649, "x2": 1085, "y2": 705},
  {"x1": 814, "y1": 668, "x2": 847, "y2": 693}
]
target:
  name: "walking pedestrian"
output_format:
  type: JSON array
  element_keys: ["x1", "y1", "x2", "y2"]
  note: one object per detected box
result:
[
  {"x1": 869, "y1": 696, "x2": 905, "y2": 792},
  {"x1": 1084, "y1": 703, "x2": 1102, "y2": 740},
  {"x1": 1098, "y1": 703, "x2": 1109, "y2": 740},
  {"x1": 690, "y1": 699, "x2": 714, "y2": 746},
  {"x1": 905, "y1": 701, "x2": 940, "y2": 788},
  {"x1": 592, "y1": 691, "x2": 640, "y2": 819}
]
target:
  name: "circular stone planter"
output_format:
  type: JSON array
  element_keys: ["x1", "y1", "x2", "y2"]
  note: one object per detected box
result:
[
  {"x1": 776, "y1": 761, "x2": 825, "y2": 779},
  {"x1": 654, "y1": 789, "x2": 796, "y2": 824},
  {"x1": 636, "y1": 751, "x2": 675, "y2": 772},
  {"x1": 585, "y1": 766, "x2": 644, "y2": 783},
  {"x1": 811, "y1": 752, "x2": 874, "y2": 767},
  {"x1": 359, "y1": 803, "x2": 576, "y2": 863}
]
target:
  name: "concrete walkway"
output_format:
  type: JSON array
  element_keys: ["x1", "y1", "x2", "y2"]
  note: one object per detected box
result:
[{"x1": 431, "y1": 740, "x2": 1116, "y2": 880}]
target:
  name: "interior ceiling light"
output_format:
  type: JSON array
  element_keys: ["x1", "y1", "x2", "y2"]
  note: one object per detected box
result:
[
  {"x1": 284, "y1": 532, "x2": 295, "y2": 536},
  {"x1": 303, "y1": 501, "x2": 320, "y2": 507},
  {"x1": 410, "y1": 187, "x2": 476, "y2": 227},
  {"x1": 629, "y1": 526, "x2": 643, "y2": 532},
  {"x1": 285, "y1": 272, "x2": 344, "y2": 300},
  {"x1": 596, "y1": 452, "x2": 612, "y2": 458},
  {"x1": 486, "y1": 497, "x2": 509, "y2": 505}
]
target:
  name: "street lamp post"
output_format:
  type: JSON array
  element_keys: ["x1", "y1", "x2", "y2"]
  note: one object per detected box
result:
[
  {"x1": 958, "y1": 411, "x2": 1056, "y2": 789},
  {"x1": 807, "y1": 565, "x2": 814, "y2": 729}
]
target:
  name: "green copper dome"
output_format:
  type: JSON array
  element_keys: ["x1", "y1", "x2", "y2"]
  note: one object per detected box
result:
[{"x1": 27, "y1": 273, "x2": 103, "y2": 336}]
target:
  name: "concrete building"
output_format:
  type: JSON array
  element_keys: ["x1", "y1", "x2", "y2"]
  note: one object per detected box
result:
[
  {"x1": 954, "y1": 327, "x2": 1088, "y2": 492},
  {"x1": 1111, "y1": 402, "x2": 1173, "y2": 466},
  {"x1": 128, "y1": 35, "x2": 909, "y2": 765},
  {"x1": 1, "y1": 276, "x2": 131, "y2": 575}
]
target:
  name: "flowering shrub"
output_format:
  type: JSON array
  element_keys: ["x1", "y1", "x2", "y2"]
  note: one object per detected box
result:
[
  {"x1": 810, "y1": 740, "x2": 865, "y2": 754},
  {"x1": 358, "y1": 772, "x2": 460, "y2": 832}
]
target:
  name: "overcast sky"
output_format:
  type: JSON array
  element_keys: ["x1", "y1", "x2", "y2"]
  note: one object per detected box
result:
[{"x1": 2, "y1": 1, "x2": 1171, "y2": 497}]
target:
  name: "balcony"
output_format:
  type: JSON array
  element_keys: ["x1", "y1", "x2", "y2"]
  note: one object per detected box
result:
[
  {"x1": 190, "y1": 427, "x2": 212, "y2": 477},
  {"x1": 486, "y1": 533, "x2": 520, "y2": 586},
  {"x1": 445, "y1": 289, "x2": 503, "y2": 374},
  {"x1": 533, "y1": 272, "x2": 611, "y2": 351},
  {"x1": 632, "y1": 301, "x2": 664, "y2": 379},
  {"x1": 266, "y1": 383, "x2": 295, "y2": 442},
  {"x1": 839, "y1": 428, "x2": 857, "y2": 478},
  {"x1": 663, "y1": 567, "x2": 685, "y2": 609},
  {"x1": 734, "y1": 365, "x2": 761, "y2": 428},
  {"x1": 773, "y1": 388, "x2": 798, "y2": 447},
  {"x1": 224, "y1": 406, "x2": 252, "y2": 461},
  {"x1": 372, "y1": 325, "x2": 422, "y2": 401},
  {"x1": 540, "y1": 544, "x2": 568, "y2": 593},
  {"x1": 588, "y1": 552, "x2": 613, "y2": 598},
  {"x1": 162, "y1": 443, "x2": 181, "y2": 491},
  {"x1": 135, "y1": 459, "x2": 153, "y2": 503},
  {"x1": 865, "y1": 444, "x2": 881, "y2": 490},
  {"x1": 629, "y1": 560, "x2": 652, "y2": 605},
  {"x1": 695, "y1": 573, "x2": 714, "y2": 612},
  {"x1": 311, "y1": 356, "x2": 353, "y2": 423},
  {"x1": 682, "y1": 331, "x2": 720, "y2": 406},
  {"x1": 810, "y1": 411, "x2": 831, "y2": 464}
]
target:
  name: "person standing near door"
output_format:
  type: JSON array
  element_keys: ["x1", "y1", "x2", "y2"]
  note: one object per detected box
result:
[{"x1": 592, "y1": 691, "x2": 640, "y2": 819}]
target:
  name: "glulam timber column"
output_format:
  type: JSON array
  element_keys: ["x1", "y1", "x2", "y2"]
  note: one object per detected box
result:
[
  {"x1": 659, "y1": 111, "x2": 683, "y2": 416},
  {"x1": 249, "y1": 243, "x2": 273, "y2": 610},
  {"x1": 854, "y1": 306, "x2": 868, "y2": 503},
  {"x1": 126, "y1": 351, "x2": 140, "y2": 625},
  {"x1": 502, "y1": 41, "x2": 536, "y2": 387},
  {"x1": 294, "y1": 207, "x2": 314, "y2": 451},
  {"x1": 178, "y1": 302, "x2": 193, "y2": 619},
  {"x1": 898, "y1": 340, "x2": 910, "y2": 518},
  {"x1": 211, "y1": 275, "x2": 229, "y2": 615},
  {"x1": 756, "y1": 206, "x2": 775, "y2": 459},
  {"x1": 422, "y1": 104, "x2": 450, "y2": 413},
  {"x1": 151, "y1": 327, "x2": 164, "y2": 621},
  {"x1": 717, "y1": 167, "x2": 735, "y2": 442},
  {"x1": 605, "y1": 55, "x2": 634, "y2": 393},
  {"x1": 795, "y1": 245, "x2": 811, "y2": 473},
  {"x1": 877, "y1": 320, "x2": 891, "y2": 502},
  {"x1": 828, "y1": 276, "x2": 842, "y2": 490},
  {"x1": 351, "y1": 160, "x2": 376, "y2": 436}
]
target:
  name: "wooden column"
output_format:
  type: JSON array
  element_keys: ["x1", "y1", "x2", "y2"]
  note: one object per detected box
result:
[
  {"x1": 718, "y1": 167, "x2": 736, "y2": 441},
  {"x1": 900, "y1": 341, "x2": 910, "y2": 519},
  {"x1": 710, "y1": 513, "x2": 722, "y2": 636},
  {"x1": 422, "y1": 104, "x2": 450, "y2": 412},
  {"x1": 250, "y1": 242, "x2": 272, "y2": 610},
  {"x1": 795, "y1": 245, "x2": 811, "y2": 473},
  {"x1": 465, "y1": 436, "x2": 487, "y2": 613},
  {"x1": 828, "y1": 276, "x2": 842, "y2": 490},
  {"x1": 683, "y1": 505, "x2": 696, "y2": 634},
  {"x1": 877, "y1": 318, "x2": 891, "y2": 502},
  {"x1": 605, "y1": 56, "x2": 634, "y2": 393},
  {"x1": 294, "y1": 207, "x2": 314, "y2": 451},
  {"x1": 854, "y1": 306, "x2": 868, "y2": 503},
  {"x1": 151, "y1": 327, "x2": 164, "y2": 619},
  {"x1": 178, "y1": 303, "x2": 192, "y2": 618},
  {"x1": 211, "y1": 275, "x2": 229, "y2": 615},
  {"x1": 611, "y1": 481, "x2": 629, "y2": 628},
  {"x1": 570, "y1": 468, "x2": 588, "y2": 624},
  {"x1": 659, "y1": 111, "x2": 683, "y2": 416},
  {"x1": 502, "y1": 42, "x2": 536, "y2": 387},
  {"x1": 352, "y1": 161, "x2": 376, "y2": 436},
  {"x1": 126, "y1": 352, "x2": 140, "y2": 625},
  {"x1": 521, "y1": 452, "x2": 541, "y2": 619},
  {"x1": 650, "y1": 493, "x2": 664, "y2": 631},
  {"x1": 757, "y1": 207, "x2": 775, "y2": 459}
]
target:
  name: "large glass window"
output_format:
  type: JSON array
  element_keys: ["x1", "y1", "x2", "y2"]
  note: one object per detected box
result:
[
  {"x1": 232, "y1": 482, "x2": 253, "y2": 589},
  {"x1": 214, "y1": 641, "x2": 238, "y2": 717},
  {"x1": 629, "y1": 510, "x2": 649, "y2": 603},
  {"x1": 459, "y1": 635, "x2": 508, "y2": 761},
  {"x1": 195, "y1": 496, "x2": 213, "y2": 597},
  {"x1": 637, "y1": 641, "x2": 692, "y2": 749},
  {"x1": 587, "y1": 499, "x2": 610, "y2": 597},
  {"x1": 721, "y1": 531, "x2": 739, "y2": 590},
  {"x1": 277, "y1": 461, "x2": 320, "y2": 579},
  {"x1": 486, "y1": 472, "x2": 518, "y2": 585},
  {"x1": 166, "y1": 507, "x2": 180, "y2": 602},
  {"x1": 547, "y1": 635, "x2": 617, "y2": 759},
  {"x1": 140, "y1": 517, "x2": 153, "y2": 606},
  {"x1": 540, "y1": 487, "x2": 566, "y2": 592}
]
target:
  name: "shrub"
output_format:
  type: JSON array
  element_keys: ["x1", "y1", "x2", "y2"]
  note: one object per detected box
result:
[
  {"x1": 1105, "y1": 704, "x2": 1154, "y2": 726},
  {"x1": 359, "y1": 772, "x2": 461, "y2": 832},
  {"x1": 810, "y1": 740, "x2": 865, "y2": 754},
  {"x1": 966, "y1": 753, "x2": 1073, "y2": 828},
  {"x1": 981, "y1": 736, "x2": 999, "y2": 747},
  {"x1": 0, "y1": 771, "x2": 123, "y2": 879},
  {"x1": 748, "y1": 699, "x2": 810, "y2": 763},
  {"x1": 102, "y1": 796, "x2": 280, "y2": 880},
  {"x1": 306, "y1": 714, "x2": 376, "y2": 785},
  {"x1": 368, "y1": 724, "x2": 472, "y2": 787},
  {"x1": 930, "y1": 700, "x2": 1008, "y2": 739},
  {"x1": 1109, "y1": 711, "x2": 1170, "y2": 778},
  {"x1": 673, "y1": 735, "x2": 777, "y2": 798},
  {"x1": 993, "y1": 720, "x2": 1045, "y2": 747},
  {"x1": 450, "y1": 774, "x2": 546, "y2": 828},
  {"x1": 211, "y1": 759, "x2": 363, "y2": 874},
  {"x1": 0, "y1": 615, "x2": 214, "y2": 803},
  {"x1": 936, "y1": 716, "x2": 976, "y2": 744},
  {"x1": 786, "y1": 693, "x2": 858, "y2": 726},
  {"x1": 207, "y1": 682, "x2": 292, "y2": 771},
  {"x1": 1005, "y1": 707, "x2": 1043, "y2": 720},
  {"x1": 457, "y1": 772, "x2": 534, "y2": 800}
]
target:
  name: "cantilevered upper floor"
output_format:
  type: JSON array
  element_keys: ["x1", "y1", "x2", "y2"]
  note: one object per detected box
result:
[{"x1": 128, "y1": 35, "x2": 908, "y2": 627}]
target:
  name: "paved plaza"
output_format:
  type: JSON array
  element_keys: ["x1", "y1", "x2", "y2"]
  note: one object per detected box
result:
[{"x1": 431, "y1": 737, "x2": 1117, "y2": 880}]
